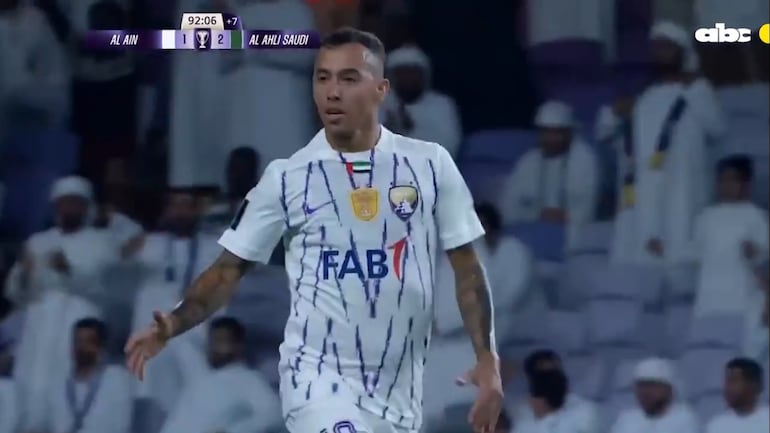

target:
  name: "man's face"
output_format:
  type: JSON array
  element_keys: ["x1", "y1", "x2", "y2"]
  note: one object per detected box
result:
[
  {"x1": 724, "y1": 367, "x2": 755, "y2": 408},
  {"x1": 650, "y1": 38, "x2": 684, "y2": 73},
  {"x1": 73, "y1": 327, "x2": 102, "y2": 367},
  {"x1": 313, "y1": 43, "x2": 388, "y2": 139},
  {"x1": 55, "y1": 196, "x2": 89, "y2": 230},
  {"x1": 163, "y1": 193, "x2": 199, "y2": 232},
  {"x1": 538, "y1": 127, "x2": 571, "y2": 157},
  {"x1": 226, "y1": 154, "x2": 257, "y2": 198},
  {"x1": 635, "y1": 381, "x2": 671, "y2": 414},
  {"x1": 391, "y1": 64, "x2": 426, "y2": 104},
  {"x1": 717, "y1": 168, "x2": 748, "y2": 202},
  {"x1": 207, "y1": 327, "x2": 239, "y2": 369},
  {"x1": 535, "y1": 358, "x2": 562, "y2": 373}
]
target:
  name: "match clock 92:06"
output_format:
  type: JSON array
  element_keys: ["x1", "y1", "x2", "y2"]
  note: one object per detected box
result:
[{"x1": 180, "y1": 13, "x2": 226, "y2": 30}]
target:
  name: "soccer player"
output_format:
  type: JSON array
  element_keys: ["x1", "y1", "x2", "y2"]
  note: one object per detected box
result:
[{"x1": 125, "y1": 27, "x2": 503, "y2": 433}]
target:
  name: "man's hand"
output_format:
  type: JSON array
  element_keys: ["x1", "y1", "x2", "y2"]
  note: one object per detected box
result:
[
  {"x1": 456, "y1": 353, "x2": 504, "y2": 433},
  {"x1": 540, "y1": 208, "x2": 567, "y2": 223},
  {"x1": 646, "y1": 238, "x2": 664, "y2": 257},
  {"x1": 124, "y1": 311, "x2": 177, "y2": 380},
  {"x1": 48, "y1": 251, "x2": 70, "y2": 274}
]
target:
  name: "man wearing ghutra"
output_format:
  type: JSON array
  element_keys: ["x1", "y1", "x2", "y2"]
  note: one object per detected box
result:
[
  {"x1": 129, "y1": 186, "x2": 222, "y2": 415},
  {"x1": 599, "y1": 21, "x2": 727, "y2": 265},
  {"x1": 48, "y1": 318, "x2": 131, "y2": 433},
  {"x1": 126, "y1": 28, "x2": 503, "y2": 433}
]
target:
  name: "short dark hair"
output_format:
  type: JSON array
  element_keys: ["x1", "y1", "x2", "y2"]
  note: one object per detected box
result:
[
  {"x1": 529, "y1": 369, "x2": 569, "y2": 409},
  {"x1": 74, "y1": 317, "x2": 108, "y2": 345},
  {"x1": 717, "y1": 154, "x2": 753, "y2": 182},
  {"x1": 727, "y1": 357, "x2": 763, "y2": 388},
  {"x1": 320, "y1": 27, "x2": 386, "y2": 73},
  {"x1": 210, "y1": 316, "x2": 246, "y2": 343},
  {"x1": 475, "y1": 203, "x2": 502, "y2": 232},
  {"x1": 524, "y1": 349, "x2": 561, "y2": 379}
]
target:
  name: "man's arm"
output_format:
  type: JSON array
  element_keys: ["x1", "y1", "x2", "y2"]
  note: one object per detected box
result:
[
  {"x1": 446, "y1": 243, "x2": 494, "y2": 358},
  {"x1": 169, "y1": 250, "x2": 253, "y2": 337}
]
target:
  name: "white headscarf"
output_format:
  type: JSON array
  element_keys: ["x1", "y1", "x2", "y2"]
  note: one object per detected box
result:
[
  {"x1": 633, "y1": 357, "x2": 686, "y2": 398},
  {"x1": 534, "y1": 100, "x2": 576, "y2": 129},
  {"x1": 650, "y1": 21, "x2": 700, "y2": 73},
  {"x1": 50, "y1": 176, "x2": 94, "y2": 203}
]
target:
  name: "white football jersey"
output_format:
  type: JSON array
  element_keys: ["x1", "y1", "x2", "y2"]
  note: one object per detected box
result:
[{"x1": 218, "y1": 127, "x2": 484, "y2": 430}]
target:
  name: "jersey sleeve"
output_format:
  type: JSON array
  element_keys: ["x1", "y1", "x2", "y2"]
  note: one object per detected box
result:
[
  {"x1": 435, "y1": 145, "x2": 485, "y2": 250},
  {"x1": 218, "y1": 160, "x2": 287, "y2": 263}
]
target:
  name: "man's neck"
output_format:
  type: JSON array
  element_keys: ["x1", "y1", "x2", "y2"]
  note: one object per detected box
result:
[
  {"x1": 74, "y1": 363, "x2": 99, "y2": 379},
  {"x1": 734, "y1": 399, "x2": 758, "y2": 416},
  {"x1": 326, "y1": 122, "x2": 381, "y2": 153}
]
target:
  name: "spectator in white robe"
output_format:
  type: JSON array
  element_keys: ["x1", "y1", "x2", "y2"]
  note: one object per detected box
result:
[
  {"x1": 169, "y1": 0, "x2": 227, "y2": 186},
  {"x1": 222, "y1": 0, "x2": 316, "y2": 174},
  {"x1": 707, "y1": 358, "x2": 769, "y2": 433},
  {"x1": 513, "y1": 370, "x2": 581, "y2": 433},
  {"x1": 0, "y1": 339, "x2": 18, "y2": 433},
  {"x1": 610, "y1": 358, "x2": 699, "y2": 433},
  {"x1": 4, "y1": 176, "x2": 119, "y2": 432},
  {"x1": 161, "y1": 317, "x2": 282, "y2": 433},
  {"x1": 48, "y1": 318, "x2": 131, "y2": 433},
  {"x1": 679, "y1": 156, "x2": 768, "y2": 353},
  {"x1": 130, "y1": 187, "x2": 222, "y2": 416},
  {"x1": 0, "y1": 0, "x2": 69, "y2": 138},
  {"x1": 433, "y1": 204, "x2": 541, "y2": 340},
  {"x1": 500, "y1": 101, "x2": 599, "y2": 246},
  {"x1": 608, "y1": 21, "x2": 726, "y2": 265},
  {"x1": 380, "y1": 45, "x2": 462, "y2": 158},
  {"x1": 513, "y1": 350, "x2": 599, "y2": 433}
]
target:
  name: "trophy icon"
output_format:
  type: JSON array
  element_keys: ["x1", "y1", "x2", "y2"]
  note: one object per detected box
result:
[{"x1": 195, "y1": 29, "x2": 210, "y2": 49}]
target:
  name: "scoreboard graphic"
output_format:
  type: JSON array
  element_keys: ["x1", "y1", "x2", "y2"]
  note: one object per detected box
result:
[{"x1": 84, "y1": 13, "x2": 320, "y2": 50}]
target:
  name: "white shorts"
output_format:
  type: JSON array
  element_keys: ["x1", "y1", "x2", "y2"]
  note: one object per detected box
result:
[{"x1": 285, "y1": 396, "x2": 418, "y2": 433}]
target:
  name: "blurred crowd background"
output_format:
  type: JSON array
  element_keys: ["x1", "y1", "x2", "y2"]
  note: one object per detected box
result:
[{"x1": 0, "y1": 0, "x2": 769, "y2": 432}]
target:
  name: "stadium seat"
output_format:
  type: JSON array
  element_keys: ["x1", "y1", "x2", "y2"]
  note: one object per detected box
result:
[
  {"x1": 0, "y1": 167, "x2": 58, "y2": 238},
  {"x1": 528, "y1": 39, "x2": 604, "y2": 67},
  {"x1": 570, "y1": 221, "x2": 614, "y2": 255},
  {"x1": 1, "y1": 128, "x2": 79, "y2": 175},
  {"x1": 505, "y1": 222, "x2": 566, "y2": 262},
  {"x1": 686, "y1": 315, "x2": 744, "y2": 350},
  {"x1": 460, "y1": 129, "x2": 537, "y2": 162},
  {"x1": 678, "y1": 347, "x2": 737, "y2": 399}
]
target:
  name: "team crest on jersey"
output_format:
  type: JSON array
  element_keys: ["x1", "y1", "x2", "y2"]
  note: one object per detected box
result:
[
  {"x1": 349, "y1": 187, "x2": 379, "y2": 221},
  {"x1": 389, "y1": 185, "x2": 418, "y2": 221}
]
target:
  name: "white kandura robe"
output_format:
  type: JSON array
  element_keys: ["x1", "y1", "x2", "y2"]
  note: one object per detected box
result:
[
  {"x1": 683, "y1": 202, "x2": 769, "y2": 357},
  {"x1": 48, "y1": 365, "x2": 132, "y2": 433},
  {"x1": 380, "y1": 91, "x2": 462, "y2": 159},
  {"x1": 0, "y1": 378, "x2": 19, "y2": 433},
  {"x1": 168, "y1": 0, "x2": 226, "y2": 186},
  {"x1": 706, "y1": 405, "x2": 770, "y2": 433},
  {"x1": 608, "y1": 79, "x2": 726, "y2": 265},
  {"x1": 513, "y1": 408, "x2": 588, "y2": 433},
  {"x1": 160, "y1": 363, "x2": 282, "y2": 433},
  {"x1": 610, "y1": 403, "x2": 700, "y2": 433},
  {"x1": 513, "y1": 394, "x2": 600, "y2": 433},
  {"x1": 433, "y1": 236, "x2": 543, "y2": 341},
  {"x1": 130, "y1": 232, "x2": 222, "y2": 412},
  {"x1": 500, "y1": 140, "x2": 599, "y2": 247},
  {"x1": 224, "y1": 0, "x2": 315, "y2": 174},
  {"x1": 5, "y1": 227, "x2": 118, "y2": 431}
]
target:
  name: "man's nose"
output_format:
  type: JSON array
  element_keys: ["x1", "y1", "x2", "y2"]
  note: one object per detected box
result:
[{"x1": 326, "y1": 82, "x2": 342, "y2": 100}]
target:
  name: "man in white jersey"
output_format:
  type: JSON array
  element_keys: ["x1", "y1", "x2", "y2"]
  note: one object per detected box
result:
[{"x1": 124, "y1": 27, "x2": 504, "y2": 433}]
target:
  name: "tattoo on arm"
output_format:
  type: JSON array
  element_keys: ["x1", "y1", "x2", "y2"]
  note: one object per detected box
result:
[
  {"x1": 446, "y1": 243, "x2": 494, "y2": 357},
  {"x1": 170, "y1": 250, "x2": 254, "y2": 337}
]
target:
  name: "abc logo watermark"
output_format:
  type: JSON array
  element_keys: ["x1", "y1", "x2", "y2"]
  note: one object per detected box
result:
[{"x1": 695, "y1": 23, "x2": 770, "y2": 44}]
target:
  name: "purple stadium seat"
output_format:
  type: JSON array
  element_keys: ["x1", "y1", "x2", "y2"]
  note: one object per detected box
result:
[
  {"x1": 505, "y1": 222, "x2": 566, "y2": 262},
  {"x1": 616, "y1": 30, "x2": 651, "y2": 64},
  {"x1": 640, "y1": 312, "x2": 665, "y2": 354},
  {"x1": 695, "y1": 394, "x2": 727, "y2": 421},
  {"x1": 612, "y1": 62, "x2": 652, "y2": 96},
  {"x1": 564, "y1": 354, "x2": 609, "y2": 399},
  {"x1": 2, "y1": 129, "x2": 79, "y2": 175},
  {"x1": 461, "y1": 129, "x2": 537, "y2": 162},
  {"x1": 227, "y1": 268, "x2": 290, "y2": 343},
  {"x1": 587, "y1": 264, "x2": 665, "y2": 306},
  {"x1": 570, "y1": 221, "x2": 613, "y2": 255},
  {"x1": 458, "y1": 161, "x2": 511, "y2": 203},
  {"x1": 557, "y1": 254, "x2": 609, "y2": 308},
  {"x1": 586, "y1": 298, "x2": 644, "y2": 349},
  {"x1": 528, "y1": 39, "x2": 604, "y2": 67},
  {"x1": 678, "y1": 347, "x2": 737, "y2": 399},
  {"x1": 545, "y1": 310, "x2": 587, "y2": 355},
  {"x1": 0, "y1": 167, "x2": 58, "y2": 238},
  {"x1": 686, "y1": 314, "x2": 744, "y2": 349},
  {"x1": 663, "y1": 303, "x2": 693, "y2": 357}
]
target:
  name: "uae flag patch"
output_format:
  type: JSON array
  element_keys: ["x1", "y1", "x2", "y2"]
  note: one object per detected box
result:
[{"x1": 345, "y1": 161, "x2": 372, "y2": 175}]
